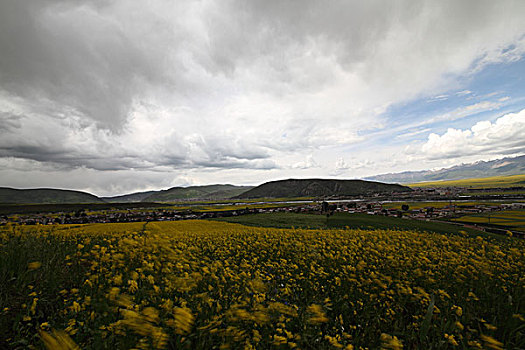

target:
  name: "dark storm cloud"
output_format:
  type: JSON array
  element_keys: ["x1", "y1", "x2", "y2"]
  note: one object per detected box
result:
[
  {"x1": 0, "y1": 0, "x2": 174, "y2": 130},
  {"x1": 0, "y1": 112, "x2": 22, "y2": 132}
]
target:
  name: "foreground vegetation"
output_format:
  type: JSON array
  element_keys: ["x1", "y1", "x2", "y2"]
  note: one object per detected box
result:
[{"x1": 1, "y1": 220, "x2": 524, "y2": 349}]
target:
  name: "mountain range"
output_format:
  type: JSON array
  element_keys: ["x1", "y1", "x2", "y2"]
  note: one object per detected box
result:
[
  {"x1": 137, "y1": 185, "x2": 254, "y2": 202},
  {"x1": 0, "y1": 180, "x2": 410, "y2": 204},
  {"x1": 366, "y1": 155, "x2": 525, "y2": 184},
  {"x1": 1, "y1": 155, "x2": 523, "y2": 204},
  {"x1": 0, "y1": 185, "x2": 253, "y2": 205}
]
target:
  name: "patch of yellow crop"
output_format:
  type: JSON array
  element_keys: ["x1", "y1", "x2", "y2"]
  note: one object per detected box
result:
[
  {"x1": 409, "y1": 174, "x2": 525, "y2": 188},
  {"x1": 1, "y1": 221, "x2": 524, "y2": 349}
]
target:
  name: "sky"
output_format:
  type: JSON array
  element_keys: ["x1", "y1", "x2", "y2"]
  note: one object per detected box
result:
[{"x1": 1, "y1": 0, "x2": 525, "y2": 196}]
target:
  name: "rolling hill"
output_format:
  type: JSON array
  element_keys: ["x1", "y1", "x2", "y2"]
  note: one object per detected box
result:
[
  {"x1": 0, "y1": 187, "x2": 103, "y2": 204},
  {"x1": 101, "y1": 191, "x2": 158, "y2": 203},
  {"x1": 235, "y1": 179, "x2": 411, "y2": 199},
  {"x1": 366, "y1": 155, "x2": 525, "y2": 184},
  {"x1": 142, "y1": 185, "x2": 254, "y2": 202}
]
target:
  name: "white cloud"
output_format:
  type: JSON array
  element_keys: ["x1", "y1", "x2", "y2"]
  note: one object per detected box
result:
[
  {"x1": 332, "y1": 157, "x2": 375, "y2": 175},
  {"x1": 396, "y1": 128, "x2": 432, "y2": 139},
  {"x1": 427, "y1": 101, "x2": 504, "y2": 124},
  {"x1": 418, "y1": 109, "x2": 525, "y2": 159},
  {"x1": 292, "y1": 155, "x2": 319, "y2": 170}
]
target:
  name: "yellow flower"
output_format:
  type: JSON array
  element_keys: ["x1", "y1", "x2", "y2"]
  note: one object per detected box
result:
[
  {"x1": 28, "y1": 261, "x2": 42, "y2": 270},
  {"x1": 325, "y1": 335, "x2": 343, "y2": 348},
  {"x1": 512, "y1": 314, "x2": 525, "y2": 322},
  {"x1": 484, "y1": 323, "x2": 497, "y2": 331},
  {"x1": 451, "y1": 305, "x2": 462, "y2": 317},
  {"x1": 272, "y1": 335, "x2": 287, "y2": 346},
  {"x1": 307, "y1": 304, "x2": 329, "y2": 324},
  {"x1": 169, "y1": 307, "x2": 194, "y2": 335},
  {"x1": 30, "y1": 298, "x2": 38, "y2": 315},
  {"x1": 380, "y1": 333, "x2": 403, "y2": 350},
  {"x1": 444, "y1": 333, "x2": 458, "y2": 346},
  {"x1": 112, "y1": 275, "x2": 123, "y2": 286},
  {"x1": 480, "y1": 335, "x2": 504, "y2": 350},
  {"x1": 39, "y1": 329, "x2": 80, "y2": 350},
  {"x1": 108, "y1": 287, "x2": 120, "y2": 300},
  {"x1": 70, "y1": 301, "x2": 81, "y2": 313},
  {"x1": 128, "y1": 280, "x2": 138, "y2": 293}
]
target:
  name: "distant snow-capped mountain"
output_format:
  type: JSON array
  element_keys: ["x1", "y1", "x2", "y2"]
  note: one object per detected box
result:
[{"x1": 365, "y1": 155, "x2": 525, "y2": 184}]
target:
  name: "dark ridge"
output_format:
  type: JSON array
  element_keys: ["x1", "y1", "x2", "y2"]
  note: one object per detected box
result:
[
  {"x1": 0, "y1": 187, "x2": 103, "y2": 204},
  {"x1": 143, "y1": 184, "x2": 254, "y2": 202},
  {"x1": 234, "y1": 179, "x2": 411, "y2": 199}
]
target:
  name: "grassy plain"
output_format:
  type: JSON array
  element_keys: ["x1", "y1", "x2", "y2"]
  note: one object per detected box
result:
[
  {"x1": 408, "y1": 174, "x2": 525, "y2": 188},
  {"x1": 2, "y1": 219, "x2": 523, "y2": 349},
  {"x1": 213, "y1": 212, "x2": 489, "y2": 237}
]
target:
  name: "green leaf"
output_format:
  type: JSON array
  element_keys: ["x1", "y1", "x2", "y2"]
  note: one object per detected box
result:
[{"x1": 419, "y1": 294, "x2": 435, "y2": 343}]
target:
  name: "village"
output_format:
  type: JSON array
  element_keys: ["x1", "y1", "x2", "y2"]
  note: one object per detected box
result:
[{"x1": 2, "y1": 193, "x2": 523, "y2": 236}]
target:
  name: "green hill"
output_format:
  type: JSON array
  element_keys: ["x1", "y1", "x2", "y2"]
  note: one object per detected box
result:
[
  {"x1": 143, "y1": 185, "x2": 254, "y2": 202},
  {"x1": 235, "y1": 179, "x2": 411, "y2": 199},
  {"x1": 0, "y1": 187, "x2": 103, "y2": 204},
  {"x1": 101, "y1": 191, "x2": 158, "y2": 203}
]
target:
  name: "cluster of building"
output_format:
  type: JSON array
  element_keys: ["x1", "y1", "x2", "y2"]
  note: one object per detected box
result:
[
  {"x1": 332, "y1": 201, "x2": 524, "y2": 219},
  {"x1": 1, "y1": 198, "x2": 523, "y2": 237},
  {"x1": 0, "y1": 204, "x2": 319, "y2": 226}
]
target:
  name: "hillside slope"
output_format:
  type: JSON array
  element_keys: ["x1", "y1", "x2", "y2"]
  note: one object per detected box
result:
[
  {"x1": 235, "y1": 179, "x2": 411, "y2": 199},
  {"x1": 366, "y1": 155, "x2": 525, "y2": 183},
  {"x1": 0, "y1": 187, "x2": 103, "y2": 204},
  {"x1": 102, "y1": 191, "x2": 158, "y2": 203},
  {"x1": 143, "y1": 185, "x2": 254, "y2": 202}
]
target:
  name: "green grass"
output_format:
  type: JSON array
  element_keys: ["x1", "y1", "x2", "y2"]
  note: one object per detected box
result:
[
  {"x1": 0, "y1": 225, "x2": 88, "y2": 347},
  {"x1": 211, "y1": 212, "x2": 493, "y2": 238},
  {"x1": 408, "y1": 174, "x2": 525, "y2": 188}
]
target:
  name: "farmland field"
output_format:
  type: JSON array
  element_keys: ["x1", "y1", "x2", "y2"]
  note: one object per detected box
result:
[
  {"x1": 213, "y1": 212, "x2": 490, "y2": 237},
  {"x1": 408, "y1": 174, "x2": 525, "y2": 189},
  {"x1": 1, "y1": 221, "x2": 524, "y2": 349},
  {"x1": 453, "y1": 210, "x2": 525, "y2": 231}
]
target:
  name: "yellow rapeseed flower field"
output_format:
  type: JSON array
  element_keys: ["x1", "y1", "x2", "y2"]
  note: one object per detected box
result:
[{"x1": 0, "y1": 220, "x2": 524, "y2": 349}]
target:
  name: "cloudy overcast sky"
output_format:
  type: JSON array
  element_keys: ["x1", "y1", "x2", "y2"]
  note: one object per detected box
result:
[{"x1": 1, "y1": 0, "x2": 525, "y2": 196}]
